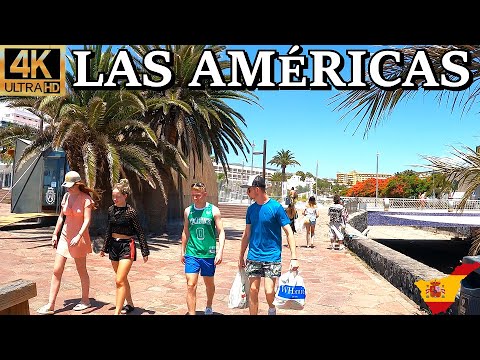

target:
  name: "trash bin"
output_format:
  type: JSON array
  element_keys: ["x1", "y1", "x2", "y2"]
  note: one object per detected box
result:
[{"x1": 458, "y1": 255, "x2": 480, "y2": 315}]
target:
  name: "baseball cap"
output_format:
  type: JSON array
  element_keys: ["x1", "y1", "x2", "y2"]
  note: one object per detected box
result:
[
  {"x1": 240, "y1": 175, "x2": 266, "y2": 188},
  {"x1": 62, "y1": 171, "x2": 81, "y2": 188}
]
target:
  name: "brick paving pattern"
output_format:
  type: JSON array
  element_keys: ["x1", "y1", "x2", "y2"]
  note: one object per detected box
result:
[{"x1": 0, "y1": 202, "x2": 427, "y2": 315}]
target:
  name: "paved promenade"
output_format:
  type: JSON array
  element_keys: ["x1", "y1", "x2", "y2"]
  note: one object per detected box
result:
[{"x1": 0, "y1": 202, "x2": 430, "y2": 315}]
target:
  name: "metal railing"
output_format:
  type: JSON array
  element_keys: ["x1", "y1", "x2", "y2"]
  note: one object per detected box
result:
[{"x1": 344, "y1": 197, "x2": 480, "y2": 211}]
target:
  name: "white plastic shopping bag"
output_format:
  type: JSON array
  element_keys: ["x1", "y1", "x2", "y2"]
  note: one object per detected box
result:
[
  {"x1": 273, "y1": 270, "x2": 306, "y2": 310},
  {"x1": 228, "y1": 268, "x2": 249, "y2": 309},
  {"x1": 295, "y1": 216, "x2": 303, "y2": 234}
]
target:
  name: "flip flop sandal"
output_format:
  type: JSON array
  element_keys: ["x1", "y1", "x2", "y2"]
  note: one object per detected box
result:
[{"x1": 121, "y1": 304, "x2": 135, "y2": 314}]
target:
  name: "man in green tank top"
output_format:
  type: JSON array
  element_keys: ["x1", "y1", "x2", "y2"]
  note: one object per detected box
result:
[{"x1": 181, "y1": 182, "x2": 225, "y2": 315}]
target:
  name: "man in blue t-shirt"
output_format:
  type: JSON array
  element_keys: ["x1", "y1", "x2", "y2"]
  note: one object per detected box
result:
[{"x1": 238, "y1": 175, "x2": 299, "y2": 315}]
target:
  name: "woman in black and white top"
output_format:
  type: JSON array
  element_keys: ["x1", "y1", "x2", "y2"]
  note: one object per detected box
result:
[{"x1": 100, "y1": 179, "x2": 150, "y2": 315}]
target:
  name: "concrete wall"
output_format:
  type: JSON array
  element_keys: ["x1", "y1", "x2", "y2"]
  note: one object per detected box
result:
[
  {"x1": 11, "y1": 139, "x2": 43, "y2": 213},
  {"x1": 346, "y1": 211, "x2": 450, "y2": 314}
]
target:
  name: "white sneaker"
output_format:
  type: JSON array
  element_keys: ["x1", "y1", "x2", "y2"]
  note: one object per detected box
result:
[
  {"x1": 204, "y1": 307, "x2": 213, "y2": 315},
  {"x1": 37, "y1": 304, "x2": 54, "y2": 315},
  {"x1": 73, "y1": 302, "x2": 91, "y2": 311},
  {"x1": 268, "y1": 307, "x2": 276, "y2": 315}
]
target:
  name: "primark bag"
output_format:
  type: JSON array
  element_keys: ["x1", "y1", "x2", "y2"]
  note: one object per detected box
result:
[
  {"x1": 273, "y1": 270, "x2": 306, "y2": 310},
  {"x1": 228, "y1": 268, "x2": 249, "y2": 309}
]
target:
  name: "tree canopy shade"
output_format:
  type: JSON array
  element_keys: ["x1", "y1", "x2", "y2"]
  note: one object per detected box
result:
[{"x1": 127, "y1": 45, "x2": 261, "y2": 177}]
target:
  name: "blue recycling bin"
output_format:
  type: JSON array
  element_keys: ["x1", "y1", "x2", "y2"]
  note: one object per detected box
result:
[{"x1": 458, "y1": 256, "x2": 480, "y2": 315}]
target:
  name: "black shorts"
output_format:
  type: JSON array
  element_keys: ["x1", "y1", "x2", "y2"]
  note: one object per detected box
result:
[{"x1": 109, "y1": 238, "x2": 137, "y2": 261}]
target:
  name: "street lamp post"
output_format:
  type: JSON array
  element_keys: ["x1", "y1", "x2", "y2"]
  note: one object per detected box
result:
[
  {"x1": 251, "y1": 141, "x2": 255, "y2": 176},
  {"x1": 432, "y1": 171, "x2": 435, "y2": 199},
  {"x1": 262, "y1": 139, "x2": 267, "y2": 180},
  {"x1": 252, "y1": 140, "x2": 265, "y2": 177},
  {"x1": 249, "y1": 140, "x2": 267, "y2": 203},
  {"x1": 375, "y1": 152, "x2": 379, "y2": 207}
]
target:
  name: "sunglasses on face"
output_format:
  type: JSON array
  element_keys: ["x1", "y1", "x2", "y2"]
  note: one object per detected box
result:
[{"x1": 191, "y1": 182, "x2": 205, "y2": 188}]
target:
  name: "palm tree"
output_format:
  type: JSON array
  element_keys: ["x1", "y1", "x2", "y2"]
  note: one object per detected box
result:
[
  {"x1": 329, "y1": 44, "x2": 480, "y2": 254},
  {"x1": 1, "y1": 46, "x2": 184, "y2": 189},
  {"x1": 268, "y1": 149, "x2": 301, "y2": 182},
  {"x1": 127, "y1": 45, "x2": 260, "y2": 176},
  {"x1": 1, "y1": 45, "x2": 263, "y2": 232},
  {"x1": 127, "y1": 45, "x2": 261, "y2": 222},
  {"x1": 269, "y1": 172, "x2": 284, "y2": 198},
  {"x1": 331, "y1": 45, "x2": 480, "y2": 139},
  {"x1": 270, "y1": 172, "x2": 284, "y2": 182},
  {"x1": 0, "y1": 46, "x2": 187, "y2": 233},
  {"x1": 296, "y1": 171, "x2": 306, "y2": 181}
]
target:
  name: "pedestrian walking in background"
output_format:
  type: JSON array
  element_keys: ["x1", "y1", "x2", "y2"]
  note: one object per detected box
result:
[
  {"x1": 239, "y1": 175, "x2": 298, "y2": 315},
  {"x1": 286, "y1": 202, "x2": 298, "y2": 234},
  {"x1": 328, "y1": 194, "x2": 349, "y2": 250},
  {"x1": 37, "y1": 170, "x2": 101, "y2": 315},
  {"x1": 181, "y1": 182, "x2": 225, "y2": 315},
  {"x1": 303, "y1": 196, "x2": 319, "y2": 248},
  {"x1": 289, "y1": 187, "x2": 298, "y2": 205},
  {"x1": 419, "y1": 192, "x2": 427, "y2": 209},
  {"x1": 100, "y1": 179, "x2": 150, "y2": 315}
]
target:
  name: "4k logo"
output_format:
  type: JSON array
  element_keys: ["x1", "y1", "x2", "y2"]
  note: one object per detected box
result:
[{"x1": 0, "y1": 45, "x2": 65, "y2": 96}]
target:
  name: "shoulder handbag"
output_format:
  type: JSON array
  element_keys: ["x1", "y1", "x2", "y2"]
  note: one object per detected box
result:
[
  {"x1": 54, "y1": 193, "x2": 69, "y2": 249},
  {"x1": 53, "y1": 214, "x2": 66, "y2": 249}
]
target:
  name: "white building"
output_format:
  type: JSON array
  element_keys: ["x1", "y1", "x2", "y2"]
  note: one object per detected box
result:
[
  {"x1": 285, "y1": 175, "x2": 316, "y2": 197},
  {"x1": 286, "y1": 175, "x2": 302, "y2": 189},
  {"x1": 213, "y1": 162, "x2": 276, "y2": 183},
  {"x1": 0, "y1": 106, "x2": 41, "y2": 188},
  {"x1": 213, "y1": 161, "x2": 277, "y2": 202},
  {"x1": 0, "y1": 106, "x2": 42, "y2": 129}
]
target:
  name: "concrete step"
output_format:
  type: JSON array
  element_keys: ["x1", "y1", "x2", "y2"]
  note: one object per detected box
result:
[
  {"x1": 218, "y1": 203, "x2": 247, "y2": 219},
  {"x1": 0, "y1": 189, "x2": 11, "y2": 204}
]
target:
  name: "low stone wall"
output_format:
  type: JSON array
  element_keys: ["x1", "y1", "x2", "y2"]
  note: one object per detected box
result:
[
  {"x1": 347, "y1": 209, "x2": 368, "y2": 233},
  {"x1": 346, "y1": 211, "x2": 449, "y2": 314}
]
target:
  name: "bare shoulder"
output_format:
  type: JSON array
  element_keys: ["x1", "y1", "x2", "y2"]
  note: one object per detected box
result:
[{"x1": 211, "y1": 204, "x2": 222, "y2": 217}]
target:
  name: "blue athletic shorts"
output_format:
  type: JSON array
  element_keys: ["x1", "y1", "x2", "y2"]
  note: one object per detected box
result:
[{"x1": 184, "y1": 255, "x2": 216, "y2": 276}]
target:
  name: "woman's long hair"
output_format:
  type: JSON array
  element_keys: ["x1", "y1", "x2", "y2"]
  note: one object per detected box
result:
[{"x1": 76, "y1": 182, "x2": 102, "y2": 210}]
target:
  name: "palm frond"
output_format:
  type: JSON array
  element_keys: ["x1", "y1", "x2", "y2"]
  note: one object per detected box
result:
[
  {"x1": 421, "y1": 144, "x2": 480, "y2": 209},
  {"x1": 330, "y1": 45, "x2": 480, "y2": 137}
]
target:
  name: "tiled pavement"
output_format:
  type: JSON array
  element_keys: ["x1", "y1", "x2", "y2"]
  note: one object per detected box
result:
[{"x1": 0, "y1": 201, "x2": 432, "y2": 316}]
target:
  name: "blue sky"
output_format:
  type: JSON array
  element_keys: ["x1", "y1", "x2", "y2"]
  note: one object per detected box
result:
[{"x1": 221, "y1": 45, "x2": 479, "y2": 179}]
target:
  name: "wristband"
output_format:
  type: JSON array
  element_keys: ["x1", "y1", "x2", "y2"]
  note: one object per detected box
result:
[{"x1": 291, "y1": 258, "x2": 297, "y2": 260}]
